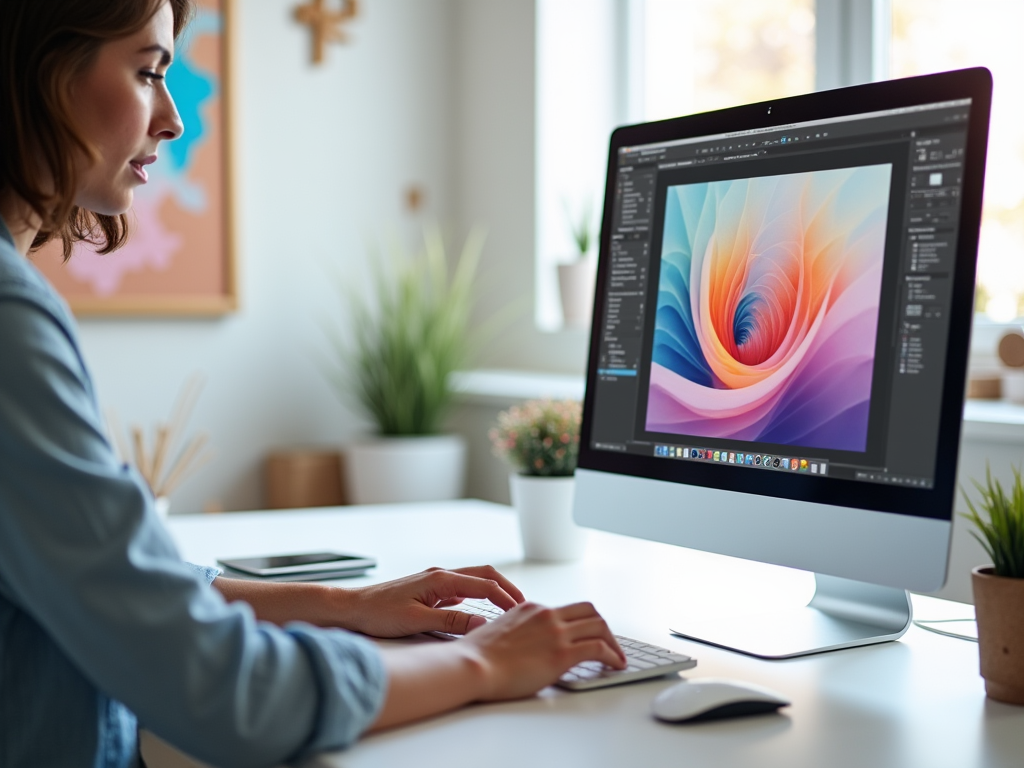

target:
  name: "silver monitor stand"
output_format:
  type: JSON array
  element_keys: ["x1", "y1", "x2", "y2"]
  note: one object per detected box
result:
[{"x1": 669, "y1": 573, "x2": 912, "y2": 659}]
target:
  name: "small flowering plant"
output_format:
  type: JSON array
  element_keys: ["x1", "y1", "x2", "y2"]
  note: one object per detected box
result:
[{"x1": 489, "y1": 399, "x2": 582, "y2": 477}]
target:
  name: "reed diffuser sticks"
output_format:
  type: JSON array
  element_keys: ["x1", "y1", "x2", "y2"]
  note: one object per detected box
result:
[{"x1": 108, "y1": 376, "x2": 213, "y2": 499}]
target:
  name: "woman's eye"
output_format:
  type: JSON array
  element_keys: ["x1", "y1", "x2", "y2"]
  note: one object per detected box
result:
[{"x1": 140, "y1": 70, "x2": 165, "y2": 82}]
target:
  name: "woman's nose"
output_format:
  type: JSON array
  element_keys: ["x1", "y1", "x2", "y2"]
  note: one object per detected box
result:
[{"x1": 154, "y1": 90, "x2": 184, "y2": 141}]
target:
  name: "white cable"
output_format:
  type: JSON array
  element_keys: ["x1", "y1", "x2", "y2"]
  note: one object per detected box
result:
[{"x1": 912, "y1": 618, "x2": 978, "y2": 642}]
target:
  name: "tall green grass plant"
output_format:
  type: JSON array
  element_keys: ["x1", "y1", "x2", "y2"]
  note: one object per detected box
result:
[{"x1": 329, "y1": 226, "x2": 484, "y2": 436}]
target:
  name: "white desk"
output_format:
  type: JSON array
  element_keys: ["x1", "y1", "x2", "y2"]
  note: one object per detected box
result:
[{"x1": 167, "y1": 500, "x2": 1024, "y2": 768}]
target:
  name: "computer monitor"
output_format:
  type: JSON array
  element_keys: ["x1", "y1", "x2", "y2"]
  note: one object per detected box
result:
[{"x1": 575, "y1": 68, "x2": 992, "y2": 659}]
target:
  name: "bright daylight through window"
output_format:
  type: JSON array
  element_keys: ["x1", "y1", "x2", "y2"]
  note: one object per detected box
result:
[
  {"x1": 892, "y1": 0, "x2": 1024, "y2": 322},
  {"x1": 537, "y1": 0, "x2": 1016, "y2": 330},
  {"x1": 640, "y1": 0, "x2": 814, "y2": 121}
]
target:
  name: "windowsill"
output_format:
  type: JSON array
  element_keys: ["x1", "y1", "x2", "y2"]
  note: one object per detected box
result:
[
  {"x1": 454, "y1": 369, "x2": 1024, "y2": 444},
  {"x1": 962, "y1": 400, "x2": 1024, "y2": 443},
  {"x1": 451, "y1": 369, "x2": 585, "y2": 407}
]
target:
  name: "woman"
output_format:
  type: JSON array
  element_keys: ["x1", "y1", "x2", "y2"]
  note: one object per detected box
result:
[{"x1": 0, "y1": 2, "x2": 625, "y2": 766}]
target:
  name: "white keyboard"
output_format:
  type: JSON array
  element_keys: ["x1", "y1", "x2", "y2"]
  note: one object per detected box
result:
[{"x1": 433, "y1": 599, "x2": 696, "y2": 691}]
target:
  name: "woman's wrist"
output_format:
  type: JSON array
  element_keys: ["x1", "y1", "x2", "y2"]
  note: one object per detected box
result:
[
  {"x1": 370, "y1": 640, "x2": 491, "y2": 731},
  {"x1": 451, "y1": 638, "x2": 492, "y2": 702},
  {"x1": 297, "y1": 582, "x2": 364, "y2": 629}
]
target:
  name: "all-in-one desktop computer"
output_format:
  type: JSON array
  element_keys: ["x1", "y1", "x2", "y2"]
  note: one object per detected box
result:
[{"x1": 574, "y1": 67, "x2": 993, "y2": 658}]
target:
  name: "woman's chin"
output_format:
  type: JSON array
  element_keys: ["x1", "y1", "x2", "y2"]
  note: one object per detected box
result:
[{"x1": 75, "y1": 186, "x2": 134, "y2": 217}]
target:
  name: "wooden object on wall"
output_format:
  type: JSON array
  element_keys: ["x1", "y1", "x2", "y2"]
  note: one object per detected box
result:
[
  {"x1": 294, "y1": 0, "x2": 359, "y2": 65},
  {"x1": 405, "y1": 185, "x2": 425, "y2": 213},
  {"x1": 265, "y1": 449, "x2": 346, "y2": 509},
  {"x1": 32, "y1": 0, "x2": 238, "y2": 316},
  {"x1": 998, "y1": 329, "x2": 1024, "y2": 369}
]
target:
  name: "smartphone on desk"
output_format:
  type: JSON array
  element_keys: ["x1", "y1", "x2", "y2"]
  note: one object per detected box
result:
[{"x1": 217, "y1": 551, "x2": 376, "y2": 581}]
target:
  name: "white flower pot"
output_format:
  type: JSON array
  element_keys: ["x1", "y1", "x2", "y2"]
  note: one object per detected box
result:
[
  {"x1": 509, "y1": 473, "x2": 587, "y2": 562},
  {"x1": 344, "y1": 434, "x2": 467, "y2": 505},
  {"x1": 154, "y1": 496, "x2": 170, "y2": 519},
  {"x1": 557, "y1": 257, "x2": 597, "y2": 329},
  {"x1": 1004, "y1": 371, "x2": 1024, "y2": 404}
]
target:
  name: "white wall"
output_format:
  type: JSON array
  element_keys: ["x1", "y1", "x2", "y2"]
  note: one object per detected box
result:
[
  {"x1": 78, "y1": 0, "x2": 456, "y2": 514},
  {"x1": 452, "y1": 0, "x2": 592, "y2": 374}
]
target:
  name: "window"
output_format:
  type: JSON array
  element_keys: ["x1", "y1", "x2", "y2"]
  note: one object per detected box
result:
[
  {"x1": 536, "y1": 0, "x2": 1015, "y2": 334},
  {"x1": 892, "y1": 0, "x2": 1024, "y2": 322},
  {"x1": 535, "y1": 0, "x2": 619, "y2": 331},
  {"x1": 640, "y1": 0, "x2": 814, "y2": 121},
  {"x1": 536, "y1": 0, "x2": 816, "y2": 331}
]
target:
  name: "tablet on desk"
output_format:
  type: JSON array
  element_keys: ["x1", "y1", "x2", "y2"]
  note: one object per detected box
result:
[{"x1": 217, "y1": 552, "x2": 376, "y2": 581}]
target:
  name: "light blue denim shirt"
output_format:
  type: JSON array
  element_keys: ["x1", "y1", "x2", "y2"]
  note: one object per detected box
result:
[{"x1": 0, "y1": 218, "x2": 386, "y2": 768}]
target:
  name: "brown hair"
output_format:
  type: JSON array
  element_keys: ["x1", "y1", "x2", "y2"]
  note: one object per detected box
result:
[{"x1": 0, "y1": 0, "x2": 195, "y2": 259}]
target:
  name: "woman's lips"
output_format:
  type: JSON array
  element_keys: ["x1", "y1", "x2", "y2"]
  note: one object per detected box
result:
[
  {"x1": 130, "y1": 161, "x2": 148, "y2": 183},
  {"x1": 129, "y1": 155, "x2": 157, "y2": 183}
]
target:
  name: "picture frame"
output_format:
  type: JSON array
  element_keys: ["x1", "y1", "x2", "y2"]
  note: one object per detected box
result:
[{"x1": 32, "y1": 0, "x2": 238, "y2": 316}]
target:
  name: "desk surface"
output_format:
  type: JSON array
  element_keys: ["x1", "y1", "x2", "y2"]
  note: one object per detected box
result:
[{"x1": 168, "y1": 500, "x2": 1023, "y2": 768}]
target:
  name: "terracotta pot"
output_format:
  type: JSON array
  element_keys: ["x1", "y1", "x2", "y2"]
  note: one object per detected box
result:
[{"x1": 972, "y1": 566, "x2": 1024, "y2": 704}]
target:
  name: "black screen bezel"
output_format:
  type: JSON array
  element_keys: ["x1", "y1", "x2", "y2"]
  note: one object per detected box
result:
[{"x1": 577, "y1": 68, "x2": 992, "y2": 522}]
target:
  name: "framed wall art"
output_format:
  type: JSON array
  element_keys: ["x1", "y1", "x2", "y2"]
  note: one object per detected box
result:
[{"x1": 33, "y1": 0, "x2": 238, "y2": 316}]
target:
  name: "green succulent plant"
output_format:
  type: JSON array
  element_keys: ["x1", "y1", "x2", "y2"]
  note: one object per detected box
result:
[{"x1": 962, "y1": 466, "x2": 1024, "y2": 579}]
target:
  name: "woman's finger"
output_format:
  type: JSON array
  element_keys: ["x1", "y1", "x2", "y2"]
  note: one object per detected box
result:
[
  {"x1": 432, "y1": 572, "x2": 517, "y2": 610},
  {"x1": 561, "y1": 617, "x2": 625, "y2": 661},
  {"x1": 419, "y1": 606, "x2": 487, "y2": 636},
  {"x1": 433, "y1": 597, "x2": 466, "y2": 609},
  {"x1": 452, "y1": 565, "x2": 526, "y2": 604},
  {"x1": 567, "y1": 638, "x2": 627, "y2": 670},
  {"x1": 552, "y1": 601, "x2": 602, "y2": 622}
]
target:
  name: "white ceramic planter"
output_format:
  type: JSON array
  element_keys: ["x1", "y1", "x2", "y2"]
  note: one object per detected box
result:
[
  {"x1": 557, "y1": 257, "x2": 597, "y2": 329},
  {"x1": 344, "y1": 434, "x2": 467, "y2": 505},
  {"x1": 1004, "y1": 371, "x2": 1024, "y2": 403},
  {"x1": 509, "y1": 473, "x2": 587, "y2": 561}
]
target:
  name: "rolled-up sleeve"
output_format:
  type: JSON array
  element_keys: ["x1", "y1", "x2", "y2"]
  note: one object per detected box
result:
[
  {"x1": 0, "y1": 288, "x2": 386, "y2": 767},
  {"x1": 185, "y1": 562, "x2": 222, "y2": 584}
]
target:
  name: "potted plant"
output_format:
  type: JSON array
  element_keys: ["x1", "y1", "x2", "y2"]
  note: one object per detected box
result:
[
  {"x1": 557, "y1": 200, "x2": 598, "y2": 329},
  {"x1": 327, "y1": 226, "x2": 484, "y2": 504},
  {"x1": 489, "y1": 399, "x2": 587, "y2": 561},
  {"x1": 963, "y1": 467, "x2": 1024, "y2": 704}
]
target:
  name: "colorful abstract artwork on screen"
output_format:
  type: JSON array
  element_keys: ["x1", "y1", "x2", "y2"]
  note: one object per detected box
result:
[{"x1": 646, "y1": 165, "x2": 892, "y2": 452}]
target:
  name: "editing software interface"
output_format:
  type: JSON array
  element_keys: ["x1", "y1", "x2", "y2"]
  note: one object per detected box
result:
[{"x1": 589, "y1": 99, "x2": 972, "y2": 489}]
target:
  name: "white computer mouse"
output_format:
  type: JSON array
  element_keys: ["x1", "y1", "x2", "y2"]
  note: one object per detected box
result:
[{"x1": 651, "y1": 678, "x2": 790, "y2": 723}]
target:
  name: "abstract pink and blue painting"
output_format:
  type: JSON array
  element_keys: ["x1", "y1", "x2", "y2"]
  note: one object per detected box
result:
[{"x1": 645, "y1": 165, "x2": 892, "y2": 452}]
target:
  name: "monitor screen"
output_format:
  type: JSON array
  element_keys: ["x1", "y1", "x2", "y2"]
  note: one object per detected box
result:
[{"x1": 580, "y1": 70, "x2": 991, "y2": 524}]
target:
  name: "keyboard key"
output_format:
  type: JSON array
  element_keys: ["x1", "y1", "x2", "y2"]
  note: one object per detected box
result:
[{"x1": 627, "y1": 658, "x2": 657, "y2": 670}]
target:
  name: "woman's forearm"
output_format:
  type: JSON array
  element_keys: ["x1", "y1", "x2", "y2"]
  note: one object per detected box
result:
[{"x1": 212, "y1": 576, "x2": 353, "y2": 627}]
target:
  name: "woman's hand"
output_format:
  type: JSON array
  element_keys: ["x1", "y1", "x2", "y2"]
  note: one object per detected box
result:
[
  {"x1": 370, "y1": 600, "x2": 626, "y2": 731},
  {"x1": 338, "y1": 566, "x2": 526, "y2": 638},
  {"x1": 461, "y1": 601, "x2": 626, "y2": 700},
  {"x1": 212, "y1": 565, "x2": 523, "y2": 637}
]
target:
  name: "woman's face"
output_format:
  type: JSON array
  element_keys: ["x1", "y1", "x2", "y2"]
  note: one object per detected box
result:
[{"x1": 71, "y1": 1, "x2": 183, "y2": 216}]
